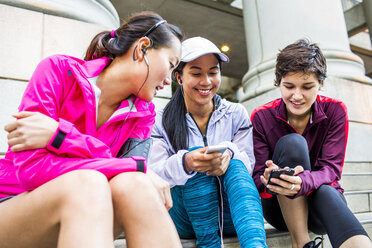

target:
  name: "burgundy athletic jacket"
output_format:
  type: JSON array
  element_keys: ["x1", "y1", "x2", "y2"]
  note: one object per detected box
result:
[{"x1": 251, "y1": 95, "x2": 348, "y2": 198}]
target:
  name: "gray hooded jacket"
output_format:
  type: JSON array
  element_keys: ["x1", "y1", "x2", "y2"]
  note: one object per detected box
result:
[{"x1": 148, "y1": 96, "x2": 255, "y2": 187}]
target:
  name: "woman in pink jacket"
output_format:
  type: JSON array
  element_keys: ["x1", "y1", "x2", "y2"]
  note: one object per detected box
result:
[{"x1": 0, "y1": 11, "x2": 182, "y2": 248}]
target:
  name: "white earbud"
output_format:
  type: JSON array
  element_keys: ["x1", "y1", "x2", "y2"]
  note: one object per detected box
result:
[{"x1": 144, "y1": 55, "x2": 149, "y2": 66}]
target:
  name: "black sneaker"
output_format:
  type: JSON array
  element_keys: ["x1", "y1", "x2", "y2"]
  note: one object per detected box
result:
[{"x1": 303, "y1": 237, "x2": 323, "y2": 248}]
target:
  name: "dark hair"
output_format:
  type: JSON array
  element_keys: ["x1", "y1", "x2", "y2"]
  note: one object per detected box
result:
[
  {"x1": 162, "y1": 86, "x2": 188, "y2": 152},
  {"x1": 84, "y1": 11, "x2": 183, "y2": 60},
  {"x1": 163, "y1": 55, "x2": 222, "y2": 152},
  {"x1": 274, "y1": 39, "x2": 327, "y2": 86},
  {"x1": 163, "y1": 61, "x2": 188, "y2": 152}
]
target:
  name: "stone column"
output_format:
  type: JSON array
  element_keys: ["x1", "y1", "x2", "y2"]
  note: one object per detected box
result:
[
  {"x1": 0, "y1": 0, "x2": 119, "y2": 152},
  {"x1": 363, "y1": 0, "x2": 372, "y2": 44},
  {"x1": 241, "y1": 0, "x2": 372, "y2": 166}
]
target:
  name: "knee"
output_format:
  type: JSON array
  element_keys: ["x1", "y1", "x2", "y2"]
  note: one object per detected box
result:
[
  {"x1": 110, "y1": 172, "x2": 156, "y2": 201},
  {"x1": 279, "y1": 133, "x2": 305, "y2": 145},
  {"x1": 311, "y1": 185, "x2": 344, "y2": 203},
  {"x1": 58, "y1": 170, "x2": 112, "y2": 212},
  {"x1": 225, "y1": 159, "x2": 251, "y2": 179},
  {"x1": 312, "y1": 185, "x2": 334, "y2": 199},
  {"x1": 278, "y1": 133, "x2": 308, "y2": 155},
  {"x1": 274, "y1": 133, "x2": 310, "y2": 169},
  {"x1": 183, "y1": 174, "x2": 216, "y2": 198}
]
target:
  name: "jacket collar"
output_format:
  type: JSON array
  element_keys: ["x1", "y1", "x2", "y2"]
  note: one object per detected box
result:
[
  {"x1": 67, "y1": 56, "x2": 152, "y2": 118},
  {"x1": 275, "y1": 95, "x2": 327, "y2": 124},
  {"x1": 186, "y1": 94, "x2": 226, "y2": 132},
  {"x1": 68, "y1": 56, "x2": 112, "y2": 78}
]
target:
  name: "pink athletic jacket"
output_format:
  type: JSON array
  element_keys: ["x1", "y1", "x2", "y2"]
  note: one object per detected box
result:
[{"x1": 0, "y1": 55, "x2": 155, "y2": 199}]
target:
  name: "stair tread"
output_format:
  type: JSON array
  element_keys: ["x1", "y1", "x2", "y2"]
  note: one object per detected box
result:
[{"x1": 114, "y1": 212, "x2": 372, "y2": 248}]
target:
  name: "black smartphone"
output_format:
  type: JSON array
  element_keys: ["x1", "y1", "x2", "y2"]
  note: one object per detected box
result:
[{"x1": 266, "y1": 168, "x2": 295, "y2": 195}]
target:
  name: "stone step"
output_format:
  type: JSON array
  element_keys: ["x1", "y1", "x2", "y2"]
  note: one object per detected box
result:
[
  {"x1": 340, "y1": 172, "x2": 372, "y2": 191},
  {"x1": 343, "y1": 162, "x2": 372, "y2": 173},
  {"x1": 344, "y1": 190, "x2": 372, "y2": 214},
  {"x1": 113, "y1": 212, "x2": 372, "y2": 248}
]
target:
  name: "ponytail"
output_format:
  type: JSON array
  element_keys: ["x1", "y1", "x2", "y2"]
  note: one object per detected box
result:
[
  {"x1": 84, "y1": 11, "x2": 183, "y2": 61},
  {"x1": 84, "y1": 31, "x2": 112, "y2": 60}
]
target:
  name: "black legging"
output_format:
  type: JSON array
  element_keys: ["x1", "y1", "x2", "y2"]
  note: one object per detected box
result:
[{"x1": 262, "y1": 133, "x2": 368, "y2": 248}]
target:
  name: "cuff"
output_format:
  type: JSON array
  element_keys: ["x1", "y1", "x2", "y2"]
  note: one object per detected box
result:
[
  {"x1": 227, "y1": 147, "x2": 234, "y2": 159},
  {"x1": 46, "y1": 118, "x2": 73, "y2": 153},
  {"x1": 182, "y1": 152, "x2": 195, "y2": 175},
  {"x1": 130, "y1": 156, "x2": 147, "y2": 173}
]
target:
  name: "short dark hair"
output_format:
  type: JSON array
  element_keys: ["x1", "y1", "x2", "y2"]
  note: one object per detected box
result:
[
  {"x1": 85, "y1": 11, "x2": 183, "y2": 60},
  {"x1": 274, "y1": 39, "x2": 327, "y2": 86}
]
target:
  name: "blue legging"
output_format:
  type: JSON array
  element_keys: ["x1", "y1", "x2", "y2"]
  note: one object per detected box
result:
[{"x1": 170, "y1": 159, "x2": 267, "y2": 248}]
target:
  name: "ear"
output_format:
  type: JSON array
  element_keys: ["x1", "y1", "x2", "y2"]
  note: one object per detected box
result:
[
  {"x1": 139, "y1": 37, "x2": 153, "y2": 55},
  {"x1": 319, "y1": 80, "x2": 324, "y2": 90},
  {"x1": 133, "y1": 37, "x2": 153, "y2": 61},
  {"x1": 174, "y1": 71, "x2": 182, "y2": 85}
]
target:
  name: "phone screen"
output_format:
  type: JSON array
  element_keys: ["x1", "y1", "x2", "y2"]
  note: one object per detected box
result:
[{"x1": 266, "y1": 168, "x2": 295, "y2": 195}]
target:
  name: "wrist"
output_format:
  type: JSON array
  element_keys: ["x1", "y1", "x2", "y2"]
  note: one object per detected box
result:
[
  {"x1": 226, "y1": 147, "x2": 234, "y2": 159},
  {"x1": 182, "y1": 152, "x2": 194, "y2": 175}
]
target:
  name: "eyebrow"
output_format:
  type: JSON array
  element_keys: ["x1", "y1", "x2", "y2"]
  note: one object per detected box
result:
[
  {"x1": 282, "y1": 81, "x2": 317, "y2": 85},
  {"x1": 189, "y1": 65, "x2": 220, "y2": 70}
]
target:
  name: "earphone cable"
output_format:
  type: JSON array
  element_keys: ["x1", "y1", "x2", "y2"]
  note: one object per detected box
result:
[{"x1": 109, "y1": 60, "x2": 150, "y2": 148}]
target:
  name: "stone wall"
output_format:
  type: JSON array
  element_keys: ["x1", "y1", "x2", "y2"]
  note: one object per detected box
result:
[{"x1": 0, "y1": 2, "x2": 172, "y2": 153}]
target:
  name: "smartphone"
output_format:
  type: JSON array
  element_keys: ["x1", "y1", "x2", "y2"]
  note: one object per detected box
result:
[
  {"x1": 205, "y1": 145, "x2": 228, "y2": 154},
  {"x1": 266, "y1": 168, "x2": 295, "y2": 195}
]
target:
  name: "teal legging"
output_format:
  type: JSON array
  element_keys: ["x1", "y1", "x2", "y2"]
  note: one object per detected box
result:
[{"x1": 169, "y1": 159, "x2": 267, "y2": 248}]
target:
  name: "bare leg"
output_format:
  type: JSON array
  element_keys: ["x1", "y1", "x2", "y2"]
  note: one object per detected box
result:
[
  {"x1": 339, "y1": 235, "x2": 372, "y2": 248},
  {"x1": 0, "y1": 170, "x2": 114, "y2": 248},
  {"x1": 277, "y1": 195, "x2": 311, "y2": 248},
  {"x1": 110, "y1": 172, "x2": 182, "y2": 248}
]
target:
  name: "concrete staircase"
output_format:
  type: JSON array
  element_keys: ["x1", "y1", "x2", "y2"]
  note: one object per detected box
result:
[{"x1": 114, "y1": 162, "x2": 372, "y2": 248}]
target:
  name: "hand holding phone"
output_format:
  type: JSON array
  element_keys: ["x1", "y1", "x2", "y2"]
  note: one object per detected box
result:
[
  {"x1": 205, "y1": 145, "x2": 228, "y2": 154},
  {"x1": 266, "y1": 168, "x2": 295, "y2": 195}
]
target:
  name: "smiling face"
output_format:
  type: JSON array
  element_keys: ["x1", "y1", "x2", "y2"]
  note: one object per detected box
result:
[
  {"x1": 180, "y1": 54, "x2": 221, "y2": 111},
  {"x1": 279, "y1": 71, "x2": 322, "y2": 119},
  {"x1": 138, "y1": 37, "x2": 181, "y2": 102}
]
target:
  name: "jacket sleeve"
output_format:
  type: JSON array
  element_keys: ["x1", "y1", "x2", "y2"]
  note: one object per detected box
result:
[
  {"x1": 46, "y1": 118, "x2": 114, "y2": 158},
  {"x1": 46, "y1": 102, "x2": 156, "y2": 158},
  {"x1": 147, "y1": 117, "x2": 196, "y2": 187},
  {"x1": 251, "y1": 111, "x2": 273, "y2": 198},
  {"x1": 219, "y1": 104, "x2": 255, "y2": 174},
  {"x1": 13, "y1": 56, "x2": 146, "y2": 191},
  {"x1": 297, "y1": 103, "x2": 348, "y2": 197},
  {"x1": 20, "y1": 56, "x2": 115, "y2": 159}
]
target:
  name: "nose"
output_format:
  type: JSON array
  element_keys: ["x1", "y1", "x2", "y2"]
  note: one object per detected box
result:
[
  {"x1": 163, "y1": 76, "x2": 171, "y2": 86},
  {"x1": 200, "y1": 74, "x2": 212, "y2": 85},
  {"x1": 292, "y1": 88, "x2": 303, "y2": 100}
]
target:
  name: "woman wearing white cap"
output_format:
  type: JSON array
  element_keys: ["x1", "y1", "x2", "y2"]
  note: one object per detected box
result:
[{"x1": 148, "y1": 37, "x2": 267, "y2": 248}]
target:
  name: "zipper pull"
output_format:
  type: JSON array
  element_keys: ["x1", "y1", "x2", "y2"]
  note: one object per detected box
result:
[{"x1": 202, "y1": 134, "x2": 208, "y2": 146}]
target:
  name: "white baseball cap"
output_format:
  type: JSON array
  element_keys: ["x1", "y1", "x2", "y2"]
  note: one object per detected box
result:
[
  {"x1": 172, "y1": 37, "x2": 229, "y2": 82},
  {"x1": 180, "y1": 37, "x2": 229, "y2": 63}
]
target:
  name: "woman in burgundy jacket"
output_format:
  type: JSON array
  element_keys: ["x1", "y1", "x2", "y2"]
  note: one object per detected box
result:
[{"x1": 251, "y1": 39, "x2": 371, "y2": 248}]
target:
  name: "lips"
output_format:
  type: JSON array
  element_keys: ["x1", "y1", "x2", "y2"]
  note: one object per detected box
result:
[
  {"x1": 197, "y1": 88, "x2": 212, "y2": 96},
  {"x1": 290, "y1": 101, "x2": 304, "y2": 108},
  {"x1": 154, "y1": 85, "x2": 164, "y2": 96}
]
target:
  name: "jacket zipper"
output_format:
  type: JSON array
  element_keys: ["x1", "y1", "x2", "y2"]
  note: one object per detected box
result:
[
  {"x1": 276, "y1": 116, "x2": 299, "y2": 133},
  {"x1": 190, "y1": 110, "x2": 224, "y2": 247},
  {"x1": 189, "y1": 111, "x2": 214, "y2": 146},
  {"x1": 276, "y1": 116, "x2": 313, "y2": 136}
]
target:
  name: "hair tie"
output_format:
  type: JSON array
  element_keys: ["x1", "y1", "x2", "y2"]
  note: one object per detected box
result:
[{"x1": 110, "y1": 30, "x2": 116, "y2": 38}]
